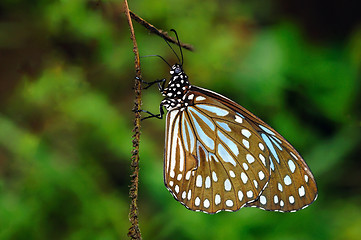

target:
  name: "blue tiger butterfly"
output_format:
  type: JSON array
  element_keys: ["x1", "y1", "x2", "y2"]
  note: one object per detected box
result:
[{"x1": 141, "y1": 30, "x2": 317, "y2": 213}]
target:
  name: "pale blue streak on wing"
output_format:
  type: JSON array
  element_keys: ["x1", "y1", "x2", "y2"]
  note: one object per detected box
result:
[
  {"x1": 217, "y1": 143, "x2": 237, "y2": 166},
  {"x1": 217, "y1": 130, "x2": 239, "y2": 156},
  {"x1": 261, "y1": 133, "x2": 280, "y2": 164},
  {"x1": 271, "y1": 135, "x2": 282, "y2": 144},
  {"x1": 181, "y1": 115, "x2": 189, "y2": 151},
  {"x1": 269, "y1": 156, "x2": 275, "y2": 171},
  {"x1": 186, "y1": 116, "x2": 195, "y2": 153},
  {"x1": 216, "y1": 121, "x2": 231, "y2": 132},
  {"x1": 259, "y1": 125, "x2": 275, "y2": 136},
  {"x1": 236, "y1": 112, "x2": 245, "y2": 118},
  {"x1": 197, "y1": 104, "x2": 229, "y2": 116},
  {"x1": 270, "y1": 136, "x2": 282, "y2": 150},
  {"x1": 190, "y1": 112, "x2": 215, "y2": 150},
  {"x1": 189, "y1": 107, "x2": 215, "y2": 131}
]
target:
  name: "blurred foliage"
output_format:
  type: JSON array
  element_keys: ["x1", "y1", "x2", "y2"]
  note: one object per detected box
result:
[{"x1": 0, "y1": 0, "x2": 360, "y2": 239}]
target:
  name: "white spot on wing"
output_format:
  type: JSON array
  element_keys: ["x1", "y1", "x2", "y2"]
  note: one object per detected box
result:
[
  {"x1": 274, "y1": 195, "x2": 279, "y2": 204},
  {"x1": 242, "y1": 163, "x2": 249, "y2": 170},
  {"x1": 196, "y1": 175, "x2": 203, "y2": 187},
  {"x1": 247, "y1": 190, "x2": 253, "y2": 198},
  {"x1": 258, "y1": 171, "x2": 265, "y2": 180},
  {"x1": 284, "y1": 175, "x2": 292, "y2": 185},
  {"x1": 238, "y1": 191, "x2": 243, "y2": 201},
  {"x1": 182, "y1": 191, "x2": 186, "y2": 199},
  {"x1": 205, "y1": 176, "x2": 211, "y2": 188},
  {"x1": 204, "y1": 199, "x2": 210, "y2": 208},
  {"x1": 212, "y1": 171, "x2": 218, "y2": 182},
  {"x1": 241, "y1": 172, "x2": 248, "y2": 184},
  {"x1": 258, "y1": 142, "x2": 265, "y2": 151},
  {"x1": 260, "y1": 195, "x2": 267, "y2": 205},
  {"x1": 235, "y1": 115, "x2": 243, "y2": 123},
  {"x1": 215, "y1": 194, "x2": 221, "y2": 205},
  {"x1": 304, "y1": 175, "x2": 309, "y2": 183},
  {"x1": 246, "y1": 154, "x2": 255, "y2": 164},
  {"x1": 195, "y1": 197, "x2": 200, "y2": 206},
  {"x1": 288, "y1": 159, "x2": 296, "y2": 173},
  {"x1": 224, "y1": 179, "x2": 232, "y2": 191},
  {"x1": 195, "y1": 96, "x2": 206, "y2": 101},
  {"x1": 289, "y1": 195, "x2": 295, "y2": 204},
  {"x1": 298, "y1": 186, "x2": 305, "y2": 197},
  {"x1": 242, "y1": 139, "x2": 250, "y2": 149},
  {"x1": 226, "y1": 200, "x2": 233, "y2": 207},
  {"x1": 241, "y1": 129, "x2": 251, "y2": 138}
]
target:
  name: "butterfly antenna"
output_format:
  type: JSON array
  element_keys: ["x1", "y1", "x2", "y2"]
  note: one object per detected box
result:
[
  {"x1": 141, "y1": 54, "x2": 171, "y2": 68},
  {"x1": 163, "y1": 35, "x2": 181, "y2": 64},
  {"x1": 170, "y1": 29, "x2": 183, "y2": 65}
]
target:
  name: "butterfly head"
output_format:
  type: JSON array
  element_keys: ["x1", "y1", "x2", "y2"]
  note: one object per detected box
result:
[
  {"x1": 170, "y1": 64, "x2": 184, "y2": 76},
  {"x1": 160, "y1": 63, "x2": 190, "y2": 104}
]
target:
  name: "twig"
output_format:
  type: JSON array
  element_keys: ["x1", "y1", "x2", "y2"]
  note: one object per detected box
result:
[
  {"x1": 124, "y1": 0, "x2": 142, "y2": 239},
  {"x1": 130, "y1": 10, "x2": 194, "y2": 51}
]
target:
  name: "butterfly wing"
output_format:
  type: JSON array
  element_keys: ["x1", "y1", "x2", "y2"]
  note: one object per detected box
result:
[
  {"x1": 189, "y1": 86, "x2": 318, "y2": 212},
  {"x1": 164, "y1": 89, "x2": 273, "y2": 213}
]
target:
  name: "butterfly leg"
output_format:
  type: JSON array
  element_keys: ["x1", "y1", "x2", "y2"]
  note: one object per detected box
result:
[
  {"x1": 136, "y1": 104, "x2": 165, "y2": 121},
  {"x1": 137, "y1": 77, "x2": 166, "y2": 90}
]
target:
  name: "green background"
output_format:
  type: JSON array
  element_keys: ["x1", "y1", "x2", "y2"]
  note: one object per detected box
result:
[{"x1": 0, "y1": 0, "x2": 360, "y2": 239}]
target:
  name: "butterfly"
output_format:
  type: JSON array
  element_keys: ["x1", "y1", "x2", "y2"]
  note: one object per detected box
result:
[{"x1": 141, "y1": 30, "x2": 317, "y2": 214}]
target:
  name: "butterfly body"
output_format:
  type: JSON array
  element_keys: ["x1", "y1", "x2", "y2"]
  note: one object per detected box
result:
[{"x1": 151, "y1": 63, "x2": 317, "y2": 214}]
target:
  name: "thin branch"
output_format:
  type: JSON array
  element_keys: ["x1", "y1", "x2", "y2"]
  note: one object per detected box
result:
[
  {"x1": 124, "y1": 0, "x2": 142, "y2": 239},
  {"x1": 130, "y1": 10, "x2": 194, "y2": 51}
]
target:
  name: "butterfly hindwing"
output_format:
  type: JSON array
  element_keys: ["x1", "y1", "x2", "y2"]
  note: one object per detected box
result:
[{"x1": 245, "y1": 135, "x2": 318, "y2": 212}]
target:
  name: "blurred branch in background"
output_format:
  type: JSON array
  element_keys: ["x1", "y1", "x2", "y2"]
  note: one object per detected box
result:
[{"x1": 129, "y1": 10, "x2": 194, "y2": 51}]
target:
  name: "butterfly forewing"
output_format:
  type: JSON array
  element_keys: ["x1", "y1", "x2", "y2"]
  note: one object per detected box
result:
[{"x1": 164, "y1": 91, "x2": 272, "y2": 213}]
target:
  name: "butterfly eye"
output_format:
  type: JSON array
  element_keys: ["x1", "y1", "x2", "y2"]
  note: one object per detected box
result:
[{"x1": 174, "y1": 67, "x2": 181, "y2": 74}]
